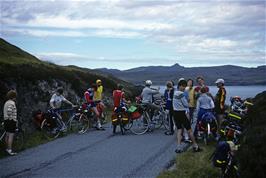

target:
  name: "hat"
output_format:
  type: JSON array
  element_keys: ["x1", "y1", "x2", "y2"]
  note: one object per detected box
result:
[{"x1": 215, "y1": 78, "x2": 225, "y2": 84}]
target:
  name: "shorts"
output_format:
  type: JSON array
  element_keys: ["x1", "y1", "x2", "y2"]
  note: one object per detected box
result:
[
  {"x1": 173, "y1": 111, "x2": 191, "y2": 130},
  {"x1": 4, "y1": 120, "x2": 17, "y2": 133}
]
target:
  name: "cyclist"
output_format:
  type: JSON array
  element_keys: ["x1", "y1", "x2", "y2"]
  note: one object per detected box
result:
[
  {"x1": 49, "y1": 88, "x2": 75, "y2": 131},
  {"x1": 194, "y1": 76, "x2": 210, "y2": 99},
  {"x1": 195, "y1": 86, "x2": 215, "y2": 138},
  {"x1": 112, "y1": 84, "x2": 129, "y2": 134},
  {"x1": 164, "y1": 81, "x2": 174, "y2": 135},
  {"x1": 214, "y1": 79, "x2": 226, "y2": 129},
  {"x1": 173, "y1": 79, "x2": 200, "y2": 153},
  {"x1": 84, "y1": 84, "x2": 104, "y2": 130},
  {"x1": 94, "y1": 79, "x2": 105, "y2": 117},
  {"x1": 141, "y1": 80, "x2": 160, "y2": 120},
  {"x1": 3, "y1": 90, "x2": 18, "y2": 155}
]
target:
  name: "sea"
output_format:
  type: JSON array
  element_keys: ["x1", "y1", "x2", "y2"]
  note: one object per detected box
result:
[{"x1": 156, "y1": 85, "x2": 266, "y2": 104}]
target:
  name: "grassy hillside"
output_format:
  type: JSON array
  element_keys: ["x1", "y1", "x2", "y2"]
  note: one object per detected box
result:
[{"x1": 0, "y1": 38, "x2": 141, "y2": 132}]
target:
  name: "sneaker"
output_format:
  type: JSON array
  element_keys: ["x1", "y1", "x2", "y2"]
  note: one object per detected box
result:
[
  {"x1": 193, "y1": 146, "x2": 202, "y2": 152},
  {"x1": 6, "y1": 149, "x2": 17, "y2": 156},
  {"x1": 184, "y1": 139, "x2": 192, "y2": 143},
  {"x1": 175, "y1": 149, "x2": 183, "y2": 153}
]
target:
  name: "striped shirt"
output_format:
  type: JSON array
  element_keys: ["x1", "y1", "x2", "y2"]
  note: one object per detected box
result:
[{"x1": 3, "y1": 100, "x2": 17, "y2": 121}]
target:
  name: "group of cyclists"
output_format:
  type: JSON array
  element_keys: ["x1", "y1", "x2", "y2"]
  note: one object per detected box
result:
[
  {"x1": 2, "y1": 76, "x2": 226, "y2": 156},
  {"x1": 138, "y1": 76, "x2": 226, "y2": 153}
]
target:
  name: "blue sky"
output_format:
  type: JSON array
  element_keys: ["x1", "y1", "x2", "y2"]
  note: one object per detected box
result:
[{"x1": 0, "y1": 0, "x2": 265, "y2": 70}]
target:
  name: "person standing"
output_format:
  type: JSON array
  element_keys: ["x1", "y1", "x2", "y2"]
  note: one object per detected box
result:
[
  {"x1": 194, "y1": 76, "x2": 209, "y2": 99},
  {"x1": 214, "y1": 79, "x2": 226, "y2": 129},
  {"x1": 3, "y1": 90, "x2": 18, "y2": 155},
  {"x1": 84, "y1": 84, "x2": 104, "y2": 130},
  {"x1": 164, "y1": 81, "x2": 174, "y2": 135},
  {"x1": 186, "y1": 79, "x2": 196, "y2": 123},
  {"x1": 173, "y1": 79, "x2": 200, "y2": 153}
]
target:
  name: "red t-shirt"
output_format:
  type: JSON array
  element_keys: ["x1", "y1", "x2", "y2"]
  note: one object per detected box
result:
[
  {"x1": 84, "y1": 90, "x2": 94, "y2": 104},
  {"x1": 195, "y1": 85, "x2": 209, "y2": 93},
  {"x1": 113, "y1": 90, "x2": 125, "y2": 107}
]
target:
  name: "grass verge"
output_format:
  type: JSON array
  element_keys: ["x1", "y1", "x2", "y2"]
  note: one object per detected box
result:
[{"x1": 158, "y1": 143, "x2": 220, "y2": 178}]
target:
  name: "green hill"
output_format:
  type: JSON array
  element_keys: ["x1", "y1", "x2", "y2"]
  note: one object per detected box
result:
[{"x1": 0, "y1": 38, "x2": 141, "y2": 131}]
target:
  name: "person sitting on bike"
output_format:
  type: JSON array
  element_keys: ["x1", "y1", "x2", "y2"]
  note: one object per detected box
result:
[
  {"x1": 141, "y1": 80, "x2": 160, "y2": 120},
  {"x1": 49, "y1": 88, "x2": 75, "y2": 131},
  {"x1": 84, "y1": 84, "x2": 104, "y2": 130},
  {"x1": 173, "y1": 79, "x2": 200, "y2": 153},
  {"x1": 195, "y1": 86, "x2": 215, "y2": 137},
  {"x1": 3, "y1": 90, "x2": 18, "y2": 155},
  {"x1": 94, "y1": 79, "x2": 105, "y2": 117},
  {"x1": 112, "y1": 84, "x2": 129, "y2": 134},
  {"x1": 164, "y1": 81, "x2": 175, "y2": 135}
]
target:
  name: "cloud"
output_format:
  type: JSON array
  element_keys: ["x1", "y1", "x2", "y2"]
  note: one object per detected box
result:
[{"x1": 1, "y1": 0, "x2": 265, "y2": 67}]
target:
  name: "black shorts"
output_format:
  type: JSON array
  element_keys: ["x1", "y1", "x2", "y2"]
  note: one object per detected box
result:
[
  {"x1": 4, "y1": 120, "x2": 17, "y2": 133},
  {"x1": 173, "y1": 111, "x2": 191, "y2": 130}
]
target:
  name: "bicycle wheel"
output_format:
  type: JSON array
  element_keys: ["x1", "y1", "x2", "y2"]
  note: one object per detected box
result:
[
  {"x1": 71, "y1": 114, "x2": 90, "y2": 134},
  {"x1": 40, "y1": 119, "x2": 60, "y2": 139},
  {"x1": 151, "y1": 112, "x2": 164, "y2": 129},
  {"x1": 13, "y1": 130, "x2": 24, "y2": 151},
  {"x1": 130, "y1": 112, "x2": 149, "y2": 135}
]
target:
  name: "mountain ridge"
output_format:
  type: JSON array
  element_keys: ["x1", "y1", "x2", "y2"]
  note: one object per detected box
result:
[{"x1": 95, "y1": 63, "x2": 266, "y2": 85}]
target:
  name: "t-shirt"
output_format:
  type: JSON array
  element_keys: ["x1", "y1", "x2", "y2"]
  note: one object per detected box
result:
[
  {"x1": 94, "y1": 85, "x2": 103, "y2": 101},
  {"x1": 195, "y1": 85, "x2": 209, "y2": 99},
  {"x1": 50, "y1": 94, "x2": 67, "y2": 109},
  {"x1": 164, "y1": 88, "x2": 174, "y2": 110},
  {"x1": 215, "y1": 87, "x2": 226, "y2": 111},
  {"x1": 196, "y1": 93, "x2": 214, "y2": 110},
  {"x1": 173, "y1": 90, "x2": 189, "y2": 111},
  {"x1": 113, "y1": 90, "x2": 125, "y2": 107},
  {"x1": 3, "y1": 100, "x2": 17, "y2": 121},
  {"x1": 141, "y1": 87, "x2": 159, "y2": 103},
  {"x1": 185, "y1": 87, "x2": 196, "y2": 108},
  {"x1": 84, "y1": 90, "x2": 94, "y2": 104}
]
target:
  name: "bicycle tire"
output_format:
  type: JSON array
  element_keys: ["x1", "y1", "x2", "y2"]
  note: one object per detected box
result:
[
  {"x1": 130, "y1": 112, "x2": 149, "y2": 135},
  {"x1": 152, "y1": 113, "x2": 164, "y2": 129},
  {"x1": 75, "y1": 114, "x2": 90, "y2": 134},
  {"x1": 40, "y1": 119, "x2": 60, "y2": 139}
]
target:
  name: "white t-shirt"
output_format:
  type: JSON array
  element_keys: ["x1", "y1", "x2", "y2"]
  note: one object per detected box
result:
[{"x1": 50, "y1": 94, "x2": 67, "y2": 109}]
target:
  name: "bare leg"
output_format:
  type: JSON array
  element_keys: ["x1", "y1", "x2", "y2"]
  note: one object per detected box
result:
[
  {"x1": 187, "y1": 129, "x2": 198, "y2": 147},
  {"x1": 177, "y1": 129, "x2": 182, "y2": 146},
  {"x1": 6, "y1": 132, "x2": 15, "y2": 150}
]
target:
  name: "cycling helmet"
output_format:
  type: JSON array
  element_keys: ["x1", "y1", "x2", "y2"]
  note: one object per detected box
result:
[
  {"x1": 215, "y1": 78, "x2": 225, "y2": 84},
  {"x1": 145, "y1": 80, "x2": 152, "y2": 86},
  {"x1": 96, "y1": 79, "x2": 102, "y2": 84}
]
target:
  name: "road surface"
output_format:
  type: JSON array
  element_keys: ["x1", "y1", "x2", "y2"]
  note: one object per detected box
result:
[{"x1": 0, "y1": 124, "x2": 187, "y2": 178}]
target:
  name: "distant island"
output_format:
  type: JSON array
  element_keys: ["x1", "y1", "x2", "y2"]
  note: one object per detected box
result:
[{"x1": 96, "y1": 63, "x2": 266, "y2": 86}]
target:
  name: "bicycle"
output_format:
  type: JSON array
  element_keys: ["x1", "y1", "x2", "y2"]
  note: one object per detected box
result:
[
  {"x1": 0, "y1": 119, "x2": 25, "y2": 152},
  {"x1": 36, "y1": 106, "x2": 89, "y2": 139}
]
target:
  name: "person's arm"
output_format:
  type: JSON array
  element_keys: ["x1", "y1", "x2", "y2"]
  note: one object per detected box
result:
[
  {"x1": 49, "y1": 94, "x2": 56, "y2": 109},
  {"x1": 220, "y1": 89, "x2": 226, "y2": 110},
  {"x1": 62, "y1": 96, "x2": 74, "y2": 106},
  {"x1": 210, "y1": 98, "x2": 215, "y2": 109},
  {"x1": 181, "y1": 95, "x2": 189, "y2": 108},
  {"x1": 196, "y1": 98, "x2": 200, "y2": 111}
]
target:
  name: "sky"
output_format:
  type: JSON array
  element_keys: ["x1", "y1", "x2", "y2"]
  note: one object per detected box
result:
[{"x1": 0, "y1": 0, "x2": 265, "y2": 70}]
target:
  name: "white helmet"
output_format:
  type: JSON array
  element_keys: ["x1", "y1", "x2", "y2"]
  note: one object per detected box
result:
[
  {"x1": 145, "y1": 80, "x2": 152, "y2": 86},
  {"x1": 215, "y1": 78, "x2": 225, "y2": 84}
]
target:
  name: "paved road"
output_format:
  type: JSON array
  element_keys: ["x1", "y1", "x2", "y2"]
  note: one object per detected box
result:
[{"x1": 0, "y1": 124, "x2": 186, "y2": 178}]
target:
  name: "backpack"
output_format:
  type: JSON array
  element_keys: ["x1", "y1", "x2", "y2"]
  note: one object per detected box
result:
[{"x1": 212, "y1": 141, "x2": 231, "y2": 168}]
